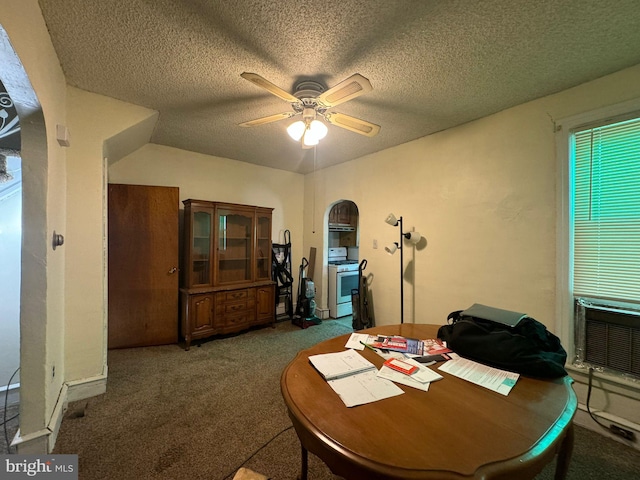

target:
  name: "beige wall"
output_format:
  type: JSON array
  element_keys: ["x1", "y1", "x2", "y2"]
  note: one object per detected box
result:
[
  {"x1": 0, "y1": 0, "x2": 67, "y2": 447},
  {"x1": 306, "y1": 63, "x2": 640, "y2": 331},
  {"x1": 307, "y1": 100, "x2": 558, "y2": 328},
  {"x1": 108, "y1": 143, "x2": 305, "y2": 277},
  {"x1": 65, "y1": 87, "x2": 158, "y2": 380}
]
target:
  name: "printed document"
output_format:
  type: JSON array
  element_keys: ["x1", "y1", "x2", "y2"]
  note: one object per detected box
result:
[
  {"x1": 438, "y1": 357, "x2": 519, "y2": 396},
  {"x1": 327, "y1": 369, "x2": 404, "y2": 407},
  {"x1": 309, "y1": 349, "x2": 405, "y2": 407},
  {"x1": 344, "y1": 332, "x2": 376, "y2": 350},
  {"x1": 309, "y1": 349, "x2": 376, "y2": 381}
]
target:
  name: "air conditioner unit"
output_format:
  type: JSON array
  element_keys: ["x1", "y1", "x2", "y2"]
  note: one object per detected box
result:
[{"x1": 574, "y1": 298, "x2": 640, "y2": 378}]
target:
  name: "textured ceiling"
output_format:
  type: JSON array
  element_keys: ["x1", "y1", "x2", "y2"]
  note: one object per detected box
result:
[{"x1": 38, "y1": 0, "x2": 640, "y2": 174}]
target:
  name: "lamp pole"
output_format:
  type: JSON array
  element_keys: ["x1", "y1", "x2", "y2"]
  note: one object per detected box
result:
[
  {"x1": 386, "y1": 213, "x2": 421, "y2": 325},
  {"x1": 399, "y1": 216, "x2": 404, "y2": 324}
]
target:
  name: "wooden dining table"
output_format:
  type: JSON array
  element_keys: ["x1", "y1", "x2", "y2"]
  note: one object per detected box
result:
[{"x1": 281, "y1": 323, "x2": 577, "y2": 480}]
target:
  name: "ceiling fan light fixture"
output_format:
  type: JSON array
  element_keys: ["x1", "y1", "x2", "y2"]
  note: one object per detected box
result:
[
  {"x1": 288, "y1": 118, "x2": 328, "y2": 147},
  {"x1": 302, "y1": 119, "x2": 327, "y2": 147},
  {"x1": 239, "y1": 72, "x2": 380, "y2": 147},
  {"x1": 309, "y1": 119, "x2": 328, "y2": 140},
  {"x1": 287, "y1": 120, "x2": 306, "y2": 141},
  {"x1": 302, "y1": 131, "x2": 320, "y2": 147}
]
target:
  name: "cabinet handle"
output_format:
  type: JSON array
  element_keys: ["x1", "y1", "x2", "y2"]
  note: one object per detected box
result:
[{"x1": 168, "y1": 267, "x2": 178, "y2": 274}]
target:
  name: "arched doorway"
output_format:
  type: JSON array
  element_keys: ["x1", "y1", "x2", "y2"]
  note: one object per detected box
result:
[
  {"x1": 0, "y1": 24, "x2": 50, "y2": 452},
  {"x1": 327, "y1": 200, "x2": 359, "y2": 318}
]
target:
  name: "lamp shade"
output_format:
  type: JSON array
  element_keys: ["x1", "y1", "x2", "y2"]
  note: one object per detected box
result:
[
  {"x1": 404, "y1": 231, "x2": 421, "y2": 244},
  {"x1": 289, "y1": 119, "x2": 328, "y2": 147},
  {"x1": 287, "y1": 120, "x2": 306, "y2": 141},
  {"x1": 385, "y1": 242, "x2": 399, "y2": 255},
  {"x1": 309, "y1": 119, "x2": 328, "y2": 140},
  {"x1": 302, "y1": 133, "x2": 319, "y2": 147},
  {"x1": 385, "y1": 213, "x2": 399, "y2": 226}
]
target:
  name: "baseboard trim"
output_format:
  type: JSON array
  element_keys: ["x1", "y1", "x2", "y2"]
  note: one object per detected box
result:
[
  {"x1": 46, "y1": 383, "x2": 69, "y2": 451},
  {"x1": 12, "y1": 384, "x2": 69, "y2": 454},
  {"x1": 12, "y1": 428, "x2": 49, "y2": 454},
  {"x1": 12, "y1": 371, "x2": 109, "y2": 453},
  {"x1": 0, "y1": 382, "x2": 20, "y2": 406},
  {"x1": 66, "y1": 371, "x2": 108, "y2": 403},
  {"x1": 574, "y1": 403, "x2": 640, "y2": 451}
]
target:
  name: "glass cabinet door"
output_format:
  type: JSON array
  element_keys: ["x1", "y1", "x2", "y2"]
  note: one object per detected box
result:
[
  {"x1": 216, "y1": 207, "x2": 253, "y2": 284},
  {"x1": 191, "y1": 207, "x2": 213, "y2": 286},
  {"x1": 255, "y1": 211, "x2": 272, "y2": 281}
]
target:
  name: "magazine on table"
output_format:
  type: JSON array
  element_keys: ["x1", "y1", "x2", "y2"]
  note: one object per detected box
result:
[
  {"x1": 344, "y1": 333, "x2": 455, "y2": 367},
  {"x1": 367, "y1": 335, "x2": 453, "y2": 356},
  {"x1": 370, "y1": 335, "x2": 424, "y2": 354}
]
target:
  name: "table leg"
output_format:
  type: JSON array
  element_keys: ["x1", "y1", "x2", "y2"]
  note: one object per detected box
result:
[
  {"x1": 298, "y1": 444, "x2": 308, "y2": 480},
  {"x1": 554, "y1": 423, "x2": 574, "y2": 480}
]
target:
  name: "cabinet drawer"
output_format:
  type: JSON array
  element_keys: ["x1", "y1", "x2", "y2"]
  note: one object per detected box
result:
[
  {"x1": 221, "y1": 289, "x2": 255, "y2": 302},
  {"x1": 223, "y1": 312, "x2": 254, "y2": 327},
  {"x1": 222, "y1": 299, "x2": 255, "y2": 315}
]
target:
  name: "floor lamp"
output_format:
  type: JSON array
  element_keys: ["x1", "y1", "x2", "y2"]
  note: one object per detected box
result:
[{"x1": 385, "y1": 214, "x2": 421, "y2": 324}]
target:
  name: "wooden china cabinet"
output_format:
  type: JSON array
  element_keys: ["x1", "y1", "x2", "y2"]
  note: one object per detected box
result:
[{"x1": 180, "y1": 200, "x2": 276, "y2": 350}]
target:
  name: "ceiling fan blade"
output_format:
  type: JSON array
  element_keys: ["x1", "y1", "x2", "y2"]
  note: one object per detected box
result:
[
  {"x1": 324, "y1": 112, "x2": 380, "y2": 137},
  {"x1": 241, "y1": 72, "x2": 299, "y2": 104},
  {"x1": 239, "y1": 112, "x2": 296, "y2": 127},
  {"x1": 317, "y1": 74, "x2": 373, "y2": 108}
]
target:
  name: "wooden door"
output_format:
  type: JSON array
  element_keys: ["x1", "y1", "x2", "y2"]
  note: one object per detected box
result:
[{"x1": 108, "y1": 184, "x2": 179, "y2": 348}]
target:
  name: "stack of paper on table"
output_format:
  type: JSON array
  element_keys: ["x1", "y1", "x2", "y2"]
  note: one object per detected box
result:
[
  {"x1": 309, "y1": 348, "x2": 376, "y2": 380},
  {"x1": 377, "y1": 355, "x2": 442, "y2": 392},
  {"x1": 343, "y1": 333, "x2": 446, "y2": 392},
  {"x1": 308, "y1": 349, "x2": 404, "y2": 407}
]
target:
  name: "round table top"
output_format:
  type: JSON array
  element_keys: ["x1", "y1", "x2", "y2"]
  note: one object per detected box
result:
[{"x1": 281, "y1": 323, "x2": 576, "y2": 480}]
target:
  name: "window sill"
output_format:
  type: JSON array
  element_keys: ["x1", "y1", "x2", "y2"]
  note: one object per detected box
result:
[{"x1": 567, "y1": 363, "x2": 640, "y2": 400}]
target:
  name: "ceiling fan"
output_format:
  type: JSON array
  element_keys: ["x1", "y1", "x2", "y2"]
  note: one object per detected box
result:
[{"x1": 239, "y1": 72, "x2": 380, "y2": 148}]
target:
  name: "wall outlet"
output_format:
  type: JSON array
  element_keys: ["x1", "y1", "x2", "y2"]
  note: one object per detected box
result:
[{"x1": 610, "y1": 424, "x2": 636, "y2": 441}]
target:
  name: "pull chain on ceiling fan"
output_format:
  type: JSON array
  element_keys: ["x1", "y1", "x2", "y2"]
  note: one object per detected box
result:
[{"x1": 239, "y1": 72, "x2": 380, "y2": 148}]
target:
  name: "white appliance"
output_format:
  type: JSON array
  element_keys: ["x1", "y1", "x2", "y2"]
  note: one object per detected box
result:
[{"x1": 328, "y1": 247, "x2": 360, "y2": 318}]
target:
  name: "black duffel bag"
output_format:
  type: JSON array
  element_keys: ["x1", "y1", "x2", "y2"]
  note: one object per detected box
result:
[{"x1": 437, "y1": 307, "x2": 568, "y2": 378}]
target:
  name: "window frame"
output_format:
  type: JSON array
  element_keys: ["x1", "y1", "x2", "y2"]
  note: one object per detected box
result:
[{"x1": 556, "y1": 97, "x2": 640, "y2": 366}]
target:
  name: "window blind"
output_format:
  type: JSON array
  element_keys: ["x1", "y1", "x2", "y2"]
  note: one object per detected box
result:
[{"x1": 573, "y1": 116, "x2": 640, "y2": 303}]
